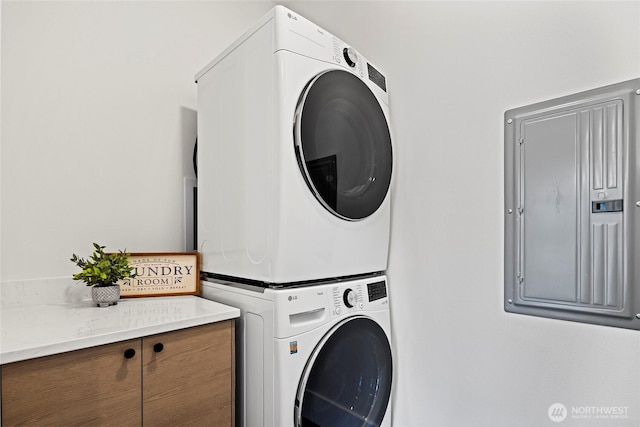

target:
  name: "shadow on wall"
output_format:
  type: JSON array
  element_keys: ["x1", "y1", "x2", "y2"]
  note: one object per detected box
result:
[
  {"x1": 181, "y1": 106, "x2": 198, "y2": 179},
  {"x1": 181, "y1": 106, "x2": 198, "y2": 251}
]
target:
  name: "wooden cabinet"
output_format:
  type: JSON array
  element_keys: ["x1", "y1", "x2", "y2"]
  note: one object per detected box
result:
[
  {"x1": 142, "y1": 321, "x2": 234, "y2": 426},
  {"x1": 1, "y1": 321, "x2": 234, "y2": 427},
  {"x1": 1, "y1": 338, "x2": 141, "y2": 426}
]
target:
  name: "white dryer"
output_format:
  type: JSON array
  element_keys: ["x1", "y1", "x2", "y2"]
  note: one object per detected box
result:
[
  {"x1": 195, "y1": 6, "x2": 393, "y2": 285},
  {"x1": 201, "y1": 275, "x2": 393, "y2": 427}
]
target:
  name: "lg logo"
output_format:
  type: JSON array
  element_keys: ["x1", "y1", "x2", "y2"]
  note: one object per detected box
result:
[{"x1": 548, "y1": 403, "x2": 567, "y2": 423}]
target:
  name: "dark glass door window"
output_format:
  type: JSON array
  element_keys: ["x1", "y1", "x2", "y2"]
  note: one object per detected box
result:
[
  {"x1": 294, "y1": 70, "x2": 392, "y2": 221},
  {"x1": 295, "y1": 317, "x2": 393, "y2": 427}
]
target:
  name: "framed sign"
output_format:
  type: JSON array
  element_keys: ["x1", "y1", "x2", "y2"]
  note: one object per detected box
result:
[{"x1": 118, "y1": 253, "x2": 200, "y2": 297}]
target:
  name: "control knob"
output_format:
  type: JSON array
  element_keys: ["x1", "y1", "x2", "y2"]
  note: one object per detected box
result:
[
  {"x1": 343, "y1": 47, "x2": 357, "y2": 67},
  {"x1": 343, "y1": 288, "x2": 357, "y2": 308}
]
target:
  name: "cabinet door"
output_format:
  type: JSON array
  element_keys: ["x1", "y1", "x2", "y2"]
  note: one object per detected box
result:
[
  {"x1": 142, "y1": 321, "x2": 234, "y2": 427},
  {"x1": 1, "y1": 339, "x2": 141, "y2": 426}
]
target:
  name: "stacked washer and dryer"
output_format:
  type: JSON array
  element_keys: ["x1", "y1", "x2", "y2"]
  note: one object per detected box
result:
[{"x1": 195, "y1": 6, "x2": 394, "y2": 427}]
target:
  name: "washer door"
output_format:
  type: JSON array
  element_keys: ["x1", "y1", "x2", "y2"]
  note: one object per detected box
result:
[
  {"x1": 294, "y1": 316, "x2": 393, "y2": 427},
  {"x1": 294, "y1": 70, "x2": 393, "y2": 221}
]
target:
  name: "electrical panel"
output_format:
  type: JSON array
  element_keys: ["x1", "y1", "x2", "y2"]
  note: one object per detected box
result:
[{"x1": 504, "y1": 78, "x2": 640, "y2": 330}]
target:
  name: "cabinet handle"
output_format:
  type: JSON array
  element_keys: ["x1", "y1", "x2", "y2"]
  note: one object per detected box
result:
[
  {"x1": 124, "y1": 348, "x2": 136, "y2": 359},
  {"x1": 153, "y1": 343, "x2": 164, "y2": 353}
]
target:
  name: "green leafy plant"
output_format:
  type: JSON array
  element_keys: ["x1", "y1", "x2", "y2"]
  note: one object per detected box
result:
[{"x1": 70, "y1": 243, "x2": 136, "y2": 287}]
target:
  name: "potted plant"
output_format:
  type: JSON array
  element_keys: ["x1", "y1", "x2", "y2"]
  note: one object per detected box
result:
[{"x1": 70, "y1": 243, "x2": 136, "y2": 307}]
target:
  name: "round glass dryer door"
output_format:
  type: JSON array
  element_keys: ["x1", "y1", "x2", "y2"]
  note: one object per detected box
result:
[
  {"x1": 294, "y1": 316, "x2": 393, "y2": 427},
  {"x1": 294, "y1": 70, "x2": 393, "y2": 221}
]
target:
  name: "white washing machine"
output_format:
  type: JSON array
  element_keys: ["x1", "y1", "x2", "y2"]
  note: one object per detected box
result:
[
  {"x1": 201, "y1": 275, "x2": 393, "y2": 427},
  {"x1": 195, "y1": 6, "x2": 393, "y2": 285}
]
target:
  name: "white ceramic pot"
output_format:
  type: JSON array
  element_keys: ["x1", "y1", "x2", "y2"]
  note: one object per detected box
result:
[{"x1": 91, "y1": 285, "x2": 120, "y2": 307}]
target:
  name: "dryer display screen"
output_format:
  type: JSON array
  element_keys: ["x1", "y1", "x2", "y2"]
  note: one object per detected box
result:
[
  {"x1": 367, "y1": 280, "x2": 387, "y2": 302},
  {"x1": 367, "y1": 63, "x2": 386, "y2": 92}
]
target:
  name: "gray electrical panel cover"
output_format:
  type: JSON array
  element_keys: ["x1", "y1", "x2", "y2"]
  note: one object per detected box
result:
[{"x1": 504, "y1": 78, "x2": 640, "y2": 330}]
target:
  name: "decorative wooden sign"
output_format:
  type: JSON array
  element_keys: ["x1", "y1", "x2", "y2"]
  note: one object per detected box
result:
[{"x1": 118, "y1": 253, "x2": 200, "y2": 297}]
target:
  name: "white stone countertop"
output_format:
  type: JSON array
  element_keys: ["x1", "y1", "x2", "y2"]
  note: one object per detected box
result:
[{"x1": 0, "y1": 295, "x2": 240, "y2": 365}]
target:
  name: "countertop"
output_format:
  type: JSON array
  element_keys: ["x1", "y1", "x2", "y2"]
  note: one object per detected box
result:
[{"x1": 0, "y1": 295, "x2": 240, "y2": 365}]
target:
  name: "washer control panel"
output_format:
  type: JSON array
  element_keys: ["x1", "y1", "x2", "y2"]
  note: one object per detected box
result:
[
  {"x1": 331, "y1": 279, "x2": 387, "y2": 315},
  {"x1": 332, "y1": 285, "x2": 363, "y2": 315},
  {"x1": 343, "y1": 288, "x2": 357, "y2": 307},
  {"x1": 367, "y1": 280, "x2": 388, "y2": 302}
]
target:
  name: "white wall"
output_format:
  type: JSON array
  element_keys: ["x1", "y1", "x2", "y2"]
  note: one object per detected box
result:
[
  {"x1": 0, "y1": 0, "x2": 3, "y2": 285},
  {"x1": 0, "y1": 1, "x2": 273, "y2": 281},
  {"x1": 2, "y1": 1, "x2": 640, "y2": 426},
  {"x1": 280, "y1": 1, "x2": 640, "y2": 426}
]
